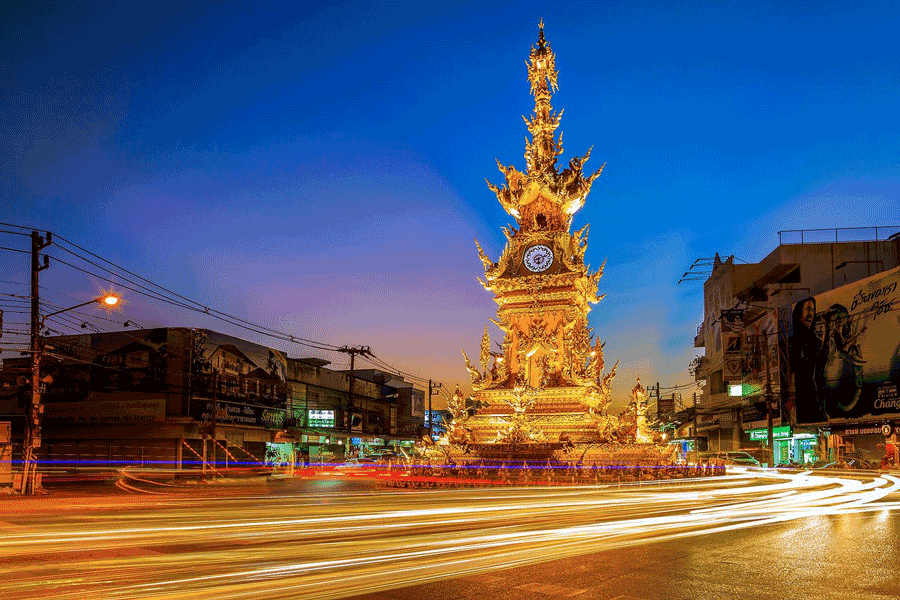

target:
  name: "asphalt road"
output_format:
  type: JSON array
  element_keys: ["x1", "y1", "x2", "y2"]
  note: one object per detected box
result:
[{"x1": 1, "y1": 470, "x2": 898, "y2": 600}]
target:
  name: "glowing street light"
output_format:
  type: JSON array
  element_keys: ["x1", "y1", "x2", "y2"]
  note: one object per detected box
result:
[{"x1": 43, "y1": 293, "x2": 121, "y2": 323}]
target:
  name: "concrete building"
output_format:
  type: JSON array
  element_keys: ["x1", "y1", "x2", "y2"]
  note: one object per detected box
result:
[
  {"x1": 692, "y1": 227, "x2": 900, "y2": 464},
  {"x1": 0, "y1": 327, "x2": 421, "y2": 473}
]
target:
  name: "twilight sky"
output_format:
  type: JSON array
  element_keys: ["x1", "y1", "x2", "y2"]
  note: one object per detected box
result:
[{"x1": 2, "y1": 1, "x2": 898, "y2": 408}]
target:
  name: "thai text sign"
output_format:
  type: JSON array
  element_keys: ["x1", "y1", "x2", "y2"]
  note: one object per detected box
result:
[
  {"x1": 193, "y1": 399, "x2": 285, "y2": 429},
  {"x1": 308, "y1": 409, "x2": 335, "y2": 428},
  {"x1": 748, "y1": 426, "x2": 791, "y2": 441},
  {"x1": 791, "y1": 267, "x2": 900, "y2": 424}
]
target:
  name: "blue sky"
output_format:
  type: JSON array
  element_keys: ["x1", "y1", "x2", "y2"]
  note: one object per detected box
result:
[{"x1": 2, "y1": 1, "x2": 898, "y2": 407}]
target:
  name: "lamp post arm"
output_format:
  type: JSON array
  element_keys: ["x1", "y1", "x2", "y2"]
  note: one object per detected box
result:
[{"x1": 42, "y1": 298, "x2": 100, "y2": 323}]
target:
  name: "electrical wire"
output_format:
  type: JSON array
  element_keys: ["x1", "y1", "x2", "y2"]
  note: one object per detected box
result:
[
  {"x1": 5, "y1": 223, "x2": 444, "y2": 391},
  {"x1": 0, "y1": 222, "x2": 36, "y2": 231},
  {"x1": 51, "y1": 236, "x2": 343, "y2": 352},
  {"x1": 47, "y1": 250, "x2": 342, "y2": 354}
]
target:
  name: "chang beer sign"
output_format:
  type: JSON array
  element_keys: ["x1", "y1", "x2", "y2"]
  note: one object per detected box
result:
[
  {"x1": 791, "y1": 266, "x2": 900, "y2": 424},
  {"x1": 748, "y1": 426, "x2": 791, "y2": 441}
]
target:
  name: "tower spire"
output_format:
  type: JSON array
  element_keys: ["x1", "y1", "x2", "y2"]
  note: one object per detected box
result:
[
  {"x1": 525, "y1": 20, "x2": 561, "y2": 177},
  {"x1": 486, "y1": 20, "x2": 605, "y2": 223}
]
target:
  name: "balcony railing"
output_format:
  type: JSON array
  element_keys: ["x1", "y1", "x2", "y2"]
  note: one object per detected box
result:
[{"x1": 778, "y1": 226, "x2": 900, "y2": 245}]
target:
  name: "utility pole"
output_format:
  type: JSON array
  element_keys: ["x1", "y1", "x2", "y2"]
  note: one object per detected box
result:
[
  {"x1": 656, "y1": 382, "x2": 661, "y2": 421},
  {"x1": 692, "y1": 392, "x2": 698, "y2": 446},
  {"x1": 428, "y1": 381, "x2": 442, "y2": 439},
  {"x1": 337, "y1": 346, "x2": 372, "y2": 440},
  {"x1": 23, "y1": 231, "x2": 51, "y2": 495},
  {"x1": 764, "y1": 338, "x2": 775, "y2": 468},
  {"x1": 211, "y1": 387, "x2": 217, "y2": 470}
]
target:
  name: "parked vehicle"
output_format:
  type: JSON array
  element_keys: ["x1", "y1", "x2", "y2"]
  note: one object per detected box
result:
[{"x1": 736, "y1": 448, "x2": 768, "y2": 465}]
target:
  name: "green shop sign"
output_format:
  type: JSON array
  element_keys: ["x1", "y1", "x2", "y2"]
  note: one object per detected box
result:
[{"x1": 749, "y1": 426, "x2": 791, "y2": 441}]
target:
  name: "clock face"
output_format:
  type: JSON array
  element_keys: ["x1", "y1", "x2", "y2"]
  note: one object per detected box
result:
[{"x1": 523, "y1": 244, "x2": 554, "y2": 273}]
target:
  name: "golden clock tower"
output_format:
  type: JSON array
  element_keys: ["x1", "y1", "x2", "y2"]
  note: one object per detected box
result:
[{"x1": 457, "y1": 21, "x2": 620, "y2": 451}]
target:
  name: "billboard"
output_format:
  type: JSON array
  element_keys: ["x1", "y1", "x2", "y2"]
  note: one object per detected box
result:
[
  {"x1": 191, "y1": 329, "x2": 287, "y2": 385},
  {"x1": 40, "y1": 328, "x2": 176, "y2": 398},
  {"x1": 791, "y1": 267, "x2": 900, "y2": 424},
  {"x1": 191, "y1": 398, "x2": 285, "y2": 429},
  {"x1": 189, "y1": 328, "x2": 288, "y2": 406}
]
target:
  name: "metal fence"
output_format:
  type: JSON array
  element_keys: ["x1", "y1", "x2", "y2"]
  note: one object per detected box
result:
[{"x1": 778, "y1": 226, "x2": 900, "y2": 245}]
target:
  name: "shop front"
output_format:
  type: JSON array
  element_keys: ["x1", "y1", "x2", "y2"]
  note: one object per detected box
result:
[
  {"x1": 265, "y1": 432, "x2": 345, "y2": 467},
  {"x1": 745, "y1": 425, "x2": 819, "y2": 466},
  {"x1": 829, "y1": 422, "x2": 900, "y2": 467}
]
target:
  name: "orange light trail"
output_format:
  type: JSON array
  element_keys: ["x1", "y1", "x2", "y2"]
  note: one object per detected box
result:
[{"x1": 0, "y1": 470, "x2": 896, "y2": 599}]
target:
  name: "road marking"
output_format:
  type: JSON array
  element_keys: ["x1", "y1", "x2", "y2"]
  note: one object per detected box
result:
[{"x1": 516, "y1": 582, "x2": 588, "y2": 597}]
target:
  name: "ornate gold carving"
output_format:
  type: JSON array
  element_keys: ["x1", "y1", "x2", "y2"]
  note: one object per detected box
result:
[
  {"x1": 448, "y1": 385, "x2": 468, "y2": 421},
  {"x1": 479, "y1": 326, "x2": 491, "y2": 374},
  {"x1": 630, "y1": 377, "x2": 658, "y2": 444},
  {"x1": 491, "y1": 384, "x2": 547, "y2": 444},
  {"x1": 475, "y1": 238, "x2": 493, "y2": 273},
  {"x1": 461, "y1": 349, "x2": 482, "y2": 389}
]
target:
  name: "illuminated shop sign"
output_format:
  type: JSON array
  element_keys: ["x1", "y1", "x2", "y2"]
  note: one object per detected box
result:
[
  {"x1": 834, "y1": 425, "x2": 884, "y2": 436},
  {"x1": 308, "y1": 410, "x2": 335, "y2": 428},
  {"x1": 748, "y1": 426, "x2": 792, "y2": 441},
  {"x1": 192, "y1": 400, "x2": 284, "y2": 429}
]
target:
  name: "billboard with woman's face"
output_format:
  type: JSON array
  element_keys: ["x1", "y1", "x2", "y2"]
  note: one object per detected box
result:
[{"x1": 791, "y1": 267, "x2": 900, "y2": 424}]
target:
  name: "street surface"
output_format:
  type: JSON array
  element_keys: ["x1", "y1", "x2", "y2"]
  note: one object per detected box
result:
[{"x1": 1, "y1": 470, "x2": 898, "y2": 600}]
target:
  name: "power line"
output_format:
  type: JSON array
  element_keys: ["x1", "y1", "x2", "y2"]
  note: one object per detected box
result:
[
  {"x1": 359, "y1": 353, "x2": 434, "y2": 386},
  {"x1": 6, "y1": 222, "x2": 440, "y2": 393},
  {"x1": 52, "y1": 236, "x2": 343, "y2": 352},
  {"x1": 0, "y1": 222, "x2": 38, "y2": 231},
  {"x1": 46, "y1": 252, "x2": 340, "y2": 353}
]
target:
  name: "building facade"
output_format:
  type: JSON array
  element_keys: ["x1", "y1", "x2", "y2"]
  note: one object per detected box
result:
[
  {"x1": 693, "y1": 229, "x2": 900, "y2": 465},
  {"x1": 0, "y1": 327, "x2": 422, "y2": 472}
]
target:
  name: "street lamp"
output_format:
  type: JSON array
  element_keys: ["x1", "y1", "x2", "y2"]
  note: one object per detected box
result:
[
  {"x1": 835, "y1": 260, "x2": 884, "y2": 270},
  {"x1": 22, "y1": 293, "x2": 121, "y2": 495},
  {"x1": 42, "y1": 294, "x2": 120, "y2": 322}
]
